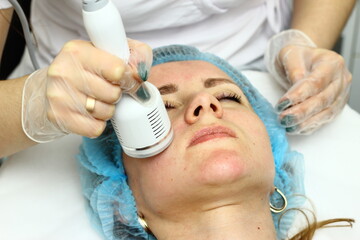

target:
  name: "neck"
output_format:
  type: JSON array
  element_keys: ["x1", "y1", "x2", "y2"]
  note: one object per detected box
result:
[{"x1": 147, "y1": 199, "x2": 277, "y2": 240}]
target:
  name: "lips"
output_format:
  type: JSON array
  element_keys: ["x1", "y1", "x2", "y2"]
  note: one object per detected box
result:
[{"x1": 188, "y1": 126, "x2": 237, "y2": 147}]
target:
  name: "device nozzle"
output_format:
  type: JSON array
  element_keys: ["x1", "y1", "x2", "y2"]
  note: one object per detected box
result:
[
  {"x1": 125, "y1": 83, "x2": 151, "y2": 103},
  {"x1": 135, "y1": 84, "x2": 151, "y2": 102}
]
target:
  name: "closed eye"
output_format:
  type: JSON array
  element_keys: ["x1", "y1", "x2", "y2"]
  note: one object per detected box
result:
[
  {"x1": 163, "y1": 91, "x2": 242, "y2": 110},
  {"x1": 215, "y1": 91, "x2": 242, "y2": 103}
]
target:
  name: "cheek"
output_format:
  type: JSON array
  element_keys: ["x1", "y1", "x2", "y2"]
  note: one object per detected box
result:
[
  {"x1": 226, "y1": 111, "x2": 275, "y2": 178},
  {"x1": 124, "y1": 114, "x2": 187, "y2": 183},
  {"x1": 124, "y1": 140, "x2": 188, "y2": 205},
  {"x1": 136, "y1": 153, "x2": 178, "y2": 189}
]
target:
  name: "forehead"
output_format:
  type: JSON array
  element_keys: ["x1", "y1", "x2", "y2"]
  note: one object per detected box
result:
[{"x1": 147, "y1": 60, "x2": 232, "y2": 87}]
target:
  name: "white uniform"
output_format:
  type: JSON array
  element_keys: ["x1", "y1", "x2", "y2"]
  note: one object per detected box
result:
[
  {"x1": 0, "y1": 0, "x2": 11, "y2": 9},
  {"x1": 4, "y1": 0, "x2": 292, "y2": 76}
]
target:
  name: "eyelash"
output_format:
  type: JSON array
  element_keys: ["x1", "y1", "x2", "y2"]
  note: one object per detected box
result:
[
  {"x1": 215, "y1": 92, "x2": 242, "y2": 103},
  {"x1": 163, "y1": 91, "x2": 241, "y2": 110},
  {"x1": 164, "y1": 100, "x2": 176, "y2": 109}
]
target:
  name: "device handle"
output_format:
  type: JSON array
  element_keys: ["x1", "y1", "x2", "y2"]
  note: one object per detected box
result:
[{"x1": 82, "y1": 0, "x2": 130, "y2": 62}]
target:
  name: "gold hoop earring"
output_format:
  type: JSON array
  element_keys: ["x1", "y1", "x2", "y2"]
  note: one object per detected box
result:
[
  {"x1": 270, "y1": 187, "x2": 288, "y2": 213},
  {"x1": 138, "y1": 214, "x2": 152, "y2": 234}
]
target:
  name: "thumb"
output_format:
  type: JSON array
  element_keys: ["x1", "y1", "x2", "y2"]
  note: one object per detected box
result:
[
  {"x1": 127, "y1": 39, "x2": 153, "y2": 81},
  {"x1": 278, "y1": 45, "x2": 310, "y2": 85}
]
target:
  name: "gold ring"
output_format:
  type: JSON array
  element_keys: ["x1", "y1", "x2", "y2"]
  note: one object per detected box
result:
[{"x1": 85, "y1": 96, "x2": 96, "y2": 113}]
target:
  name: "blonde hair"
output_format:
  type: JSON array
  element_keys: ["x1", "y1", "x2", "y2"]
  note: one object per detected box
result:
[{"x1": 283, "y1": 208, "x2": 355, "y2": 240}]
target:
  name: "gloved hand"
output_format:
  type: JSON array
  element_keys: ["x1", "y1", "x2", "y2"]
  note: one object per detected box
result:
[
  {"x1": 265, "y1": 29, "x2": 352, "y2": 135},
  {"x1": 22, "y1": 39, "x2": 153, "y2": 143}
]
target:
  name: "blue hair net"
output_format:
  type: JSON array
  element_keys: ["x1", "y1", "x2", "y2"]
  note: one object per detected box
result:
[{"x1": 78, "y1": 45, "x2": 304, "y2": 240}]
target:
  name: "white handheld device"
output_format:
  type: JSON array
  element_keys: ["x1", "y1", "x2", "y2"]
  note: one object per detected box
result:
[{"x1": 82, "y1": 0, "x2": 173, "y2": 158}]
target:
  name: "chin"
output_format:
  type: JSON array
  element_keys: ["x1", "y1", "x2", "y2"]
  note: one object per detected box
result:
[{"x1": 194, "y1": 148, "x2": 248, "y2": 186}]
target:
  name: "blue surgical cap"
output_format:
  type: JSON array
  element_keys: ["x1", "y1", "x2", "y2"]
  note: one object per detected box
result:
[{"x1": 78, "y1": 45, "x2": 304, "y2": 240}]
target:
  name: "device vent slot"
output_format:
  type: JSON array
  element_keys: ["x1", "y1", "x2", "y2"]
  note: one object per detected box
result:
[
  {"x1": 155, "y1": 127, "x2": 165, "y2": 138},
  {"x1": 148, "y1": 108, "x2": 158, "y2": 119},
  {"x1": 148, "y1": 109, "x2": 160, "y2": 126},
  {"x1": 153, "y1": 122, "x2": 163, "y2": 133},
  {"x1": 150, "y1": 114, "x2": 160, "y2": 125},
  {"x1": 147, "y1": 108, "x2": 165, "y2": 138},
  {"x1": 151, "y1": 120, "x2": 162, "y2": 130}
]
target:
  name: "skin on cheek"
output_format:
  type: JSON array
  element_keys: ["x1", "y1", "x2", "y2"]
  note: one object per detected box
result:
[
  {"x1": 125, "y1": 120, "x2": 194, "y2": 210},
  {"x1": 124, "y1": 155, "x2": 176, "y2": 215},
  {"x1": 215, "y1": 111, "x2": 274, "y2": 185},
  {"x1": 247, "y1": 125, "x2": 275, "y2": 184},
  {"x1": 138, "y1": 153, "x2": 184, "y2": 195}
]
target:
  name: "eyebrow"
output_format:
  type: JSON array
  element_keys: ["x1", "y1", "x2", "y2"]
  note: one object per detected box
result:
[
  {"x1": 158, "y1": 84, "x2": 178, "y2": 95},
  {"x1": 158, "y1": 78, "x2": 237, "y2": 95},
  {"x1": 204, "y1": 78, "x2": 237, "y2": 88}
]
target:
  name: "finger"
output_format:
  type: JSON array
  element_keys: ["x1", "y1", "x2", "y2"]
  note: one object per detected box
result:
[
  {"x1": 116, "y1": 39, "x2": 153, "y2": 92},
  {"x1": 278, "y1": 79, "x2": 343, "y2": 127},
  {"x1": 60, "y1": 40, "x2": 126, "y2": 84},
  {"x1": 48, "y1": 110, "x2": 106, "y2": 138},
  {"x1": 286, "y1": 106, "x2": 337, "y2": 135},
  {"x1": 277, "y1": 53, "x2": 343, "y2": 111},
  {"x1": 48, "y1": 61, "x2": 122, "y2": 104},
  {"x1": 285, "y1": 92, "x2": 349, "y2": 135},
  {"x1": 128, "y1": 39, "x2": 153, "y2": 66},
  {"x1": 127, "y1": 39, "x2": 153, "y2": 81},
  {"x1": 47, "y1": 85, "x2": 116, "y2": 121},
  {"x1": 82, "y1": 95, "x2": 116, "y2": 121},
  {"x1": 278, "y1": 45, "x2": 308, "y2": 84},
  {"x1": 47, "y1": 91, "x2": 107, "y2": 138}
]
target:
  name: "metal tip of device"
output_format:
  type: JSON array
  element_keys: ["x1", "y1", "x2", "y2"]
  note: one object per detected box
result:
[{"x1": 135, "y1": 84, "x2": 151, "y2": 102}]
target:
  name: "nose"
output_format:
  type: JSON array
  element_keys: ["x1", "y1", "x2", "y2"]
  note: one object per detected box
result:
[{"x1": 185, "y1": 92, "x2": 223, "y2": 124}]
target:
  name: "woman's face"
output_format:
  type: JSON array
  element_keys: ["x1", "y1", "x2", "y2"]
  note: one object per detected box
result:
[{"x1": 123, "y1": 60, "x2": 274, "y2": 217}]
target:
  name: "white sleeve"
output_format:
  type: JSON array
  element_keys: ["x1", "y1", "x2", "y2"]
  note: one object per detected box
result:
[{"x1": 0, "y1": 0, "x2": 12, "y2": 9}]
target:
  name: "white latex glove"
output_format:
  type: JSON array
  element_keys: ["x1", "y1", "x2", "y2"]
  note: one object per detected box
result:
[
  {"x1": 265, "y1": 29, "x2": 352, "y2": 135},
  {"x1": 22, "y1": 39, "x2": 153, "y2": 143}
]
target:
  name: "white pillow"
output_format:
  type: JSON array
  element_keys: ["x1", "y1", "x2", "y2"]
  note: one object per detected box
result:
[{"x1": 243, "y1": 71, "x2": 360, "y2": 240}]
